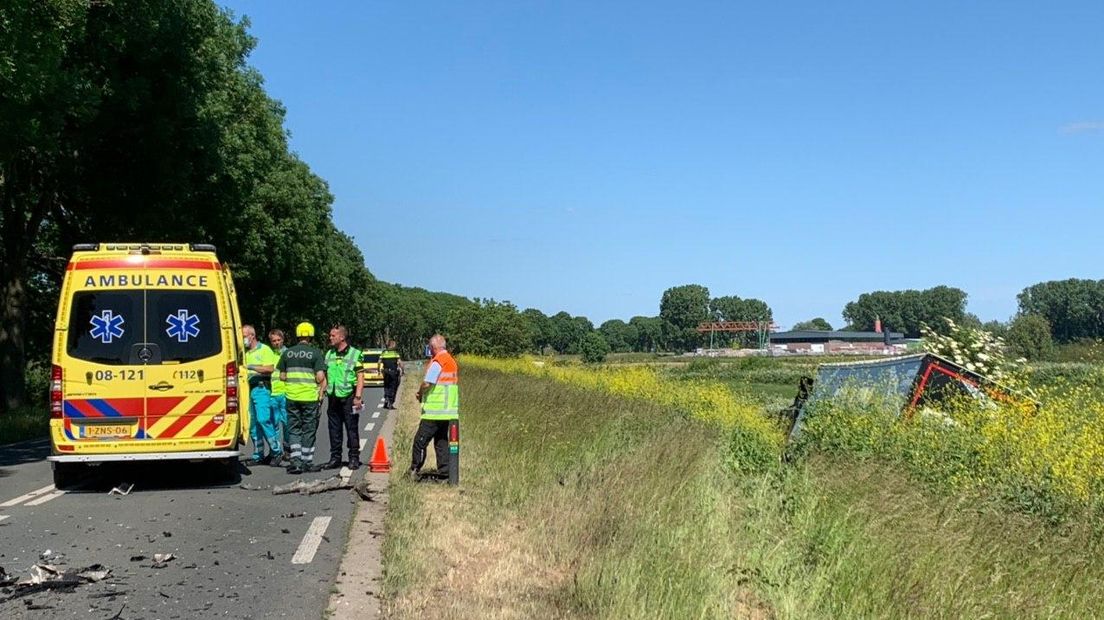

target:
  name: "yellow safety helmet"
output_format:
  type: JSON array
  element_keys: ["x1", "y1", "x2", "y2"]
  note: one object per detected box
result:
[{"x1": 295, "y1": 321, "x2": 315, "y2": 338}]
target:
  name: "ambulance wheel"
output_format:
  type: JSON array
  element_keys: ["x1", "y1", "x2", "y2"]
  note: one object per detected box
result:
[{"x1": 52, "y1": 462, "x2": 83, "y2": 490}]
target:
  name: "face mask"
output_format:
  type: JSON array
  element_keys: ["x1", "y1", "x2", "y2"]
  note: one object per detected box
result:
[{"x1": 243, "y1": 337, "x2": 250, "y2": 349}]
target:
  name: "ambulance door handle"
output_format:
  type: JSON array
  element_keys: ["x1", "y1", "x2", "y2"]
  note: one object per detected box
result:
[{"x1": 149, "y1": 381, "x2": 175, "y2": 391}]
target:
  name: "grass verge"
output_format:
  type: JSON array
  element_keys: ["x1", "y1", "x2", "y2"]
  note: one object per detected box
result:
[
  {"x1": 0, "y1": 405, "x2": 48, "y2": 445},
  {"x1": 381, "y1": 364, "x2": 1104, "y2": 619}
]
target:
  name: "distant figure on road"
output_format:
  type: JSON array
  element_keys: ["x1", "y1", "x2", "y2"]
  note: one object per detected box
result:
[
  {"x1": 278, "y1": 322, "x2": 327, "y2": 475},
  {"x1": 412, "y1": 334, "x2": 459, "y2": 479},
  {"x1": 381, "y1": 339, "x2": 403, "y2": 409},
  {"x1": 243, "y1": 325, "x2": 282, "y2": 466},
  {"x1": 322, "y1": 325, "x2": 365, "y2": 470},
  {"x1": 268, "y1": 328, "x2": 290, "y2": 458}
]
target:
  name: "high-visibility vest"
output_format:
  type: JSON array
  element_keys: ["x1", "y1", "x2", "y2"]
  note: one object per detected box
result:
[
  {"x1": 270, "y1": 347, "x2": 288, "y2": 396},
  {"x1": 283, "y1": 344, "x2": 324, "y2": 402},
  {"x1": 421, "y1": 350, "x2": 458, "y2": 420},
  {"x1": 326, "y1": 346, "x2": 361, "y2": 398},
  {"x1": 245, "y1": 343, "x2": 277, "y2": 390},
  {"x1": 381, "y1": 349, "x2": 400, "y2": 371}
]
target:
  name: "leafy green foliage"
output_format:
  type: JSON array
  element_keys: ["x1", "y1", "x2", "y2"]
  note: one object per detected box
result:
[
  {"x1": 660, "y1": 284, "x2": 710, "y2": 352},
  {"x1": 792, "y1": 317, "x2": 832, "y2": 331},
  {"x1": 1018, "y1": 279, "x2": 1104, "y2": 343},
  {"x1": 580, "y1": 331, "x2": 611, "y2": 363},
  {"x1": 445, "y1": 299, "x2": 532, "y2": 357},
  {"x1": 1006, "y1": 314, "x2": 1055, "y2": 361},
  {"x1": 842, "y1": 285, "x2": 968, "y2": 338}
]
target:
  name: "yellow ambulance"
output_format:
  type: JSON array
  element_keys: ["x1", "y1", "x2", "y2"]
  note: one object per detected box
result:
[
  {"x1": 360, "y1": 348, "x2": 385, "y2": 387},
  {"x1": 48, "y1": 243, "x2": 250, "y2": 488}
]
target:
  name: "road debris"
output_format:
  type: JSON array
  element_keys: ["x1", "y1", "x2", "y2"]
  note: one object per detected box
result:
[
  {"x1": 152, "y1": 553, "x2": 175, "y2": 568},
  {"x1": 238, "y1": 482, "x2": 269, "y2": 491},
  {"x1": 353, "y1": 480, "x2": 376, "y2": 501},
  {"x1": 272, "y1": 476, "x2": 352, "y2": 496},
  {"x1": 0, "y1": 563, "x2": 112, "y2": 602},
  {"x1": 281, "y1": 512, "x2": 306, "y2": 519},
  {"x1": 108, "y1": 483, "x2": 135, "y2": 496}
]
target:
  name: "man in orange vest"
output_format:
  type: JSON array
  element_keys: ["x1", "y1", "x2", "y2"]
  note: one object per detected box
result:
[{"x1": 412, "y1": 334, "x2": 459, "y2": 479}]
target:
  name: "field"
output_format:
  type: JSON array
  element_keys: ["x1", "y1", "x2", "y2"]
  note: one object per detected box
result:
[{"x1": 381, "y1": 354, "x2": 1104, "y2": 618}]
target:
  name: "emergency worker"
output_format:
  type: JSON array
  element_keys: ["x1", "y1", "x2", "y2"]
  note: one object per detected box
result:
[
  {"x1": 268, "y1": 328, "x2": 290, "y2": 458},
  {"x1": 278, "y1": 322, "x2": 327, "y2": 474},
  {"x1": 321, "y1": 325, "x2": 365, "y2": 470},
  {"x1": 243, "y1": 325, "x2": 282, "y2": 465},
  {"x1": 411, "y1": 334, "x2": 459, "y2": 478},
  {"x1": 381, "y1": 339, "x2": 403, "y2": 409}
]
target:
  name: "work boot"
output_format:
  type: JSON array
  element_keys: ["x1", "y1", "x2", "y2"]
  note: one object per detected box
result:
[
  {"x1": 286, "y1": 463, "x2": 304, "y2": 475},
  {"x1": 268, "y1": 453, "x2": 286, "y2": 467},
  {"x1": 347, "y1": 457, "x2": 361, "y2": 470},
  {"x1": 321, "y1": 459, "x2": 342, "y2": 470},
  {"x1": 306, "y1": 462, "x2": 324, "y2": 473}
]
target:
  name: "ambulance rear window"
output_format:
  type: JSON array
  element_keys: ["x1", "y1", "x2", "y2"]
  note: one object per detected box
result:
[
  {"x1": 67, "y1": 290, "x2": 221, "y2": 365},
  {"x1": 149, "y1": 291, "x2": 221, "y2": 363}
]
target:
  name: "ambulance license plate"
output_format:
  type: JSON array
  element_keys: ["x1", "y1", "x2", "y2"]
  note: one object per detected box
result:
[{"x1": 86, "y1": 425, "x2": 130, "y2": 438}]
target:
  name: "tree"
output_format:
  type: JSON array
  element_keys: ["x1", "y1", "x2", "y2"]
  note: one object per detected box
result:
[
  {"x1": 793, "y1": 318, "x2": 832, "y2": 331},
  {"x1": 1006, "y1": 314, "x2": 1055, "y2": 361},
  {"x1": 521, "y1": 308, "x2": 552, "y2": 354},
  {"x1": 1017, "y1": 279, "x2": 1104, "y2": 343},
  {"x1": 599, "y1": 319, "x2": 637, "y2": 353},
  {"x1": 842, "y1": 286, "x2": 968, "y2": 338},
  {"x1": 580, "y1": 332, "x2": 610, "y2": 364},
  {"x1": 629, "y1": 316, "x2": 664, "y2": 352},
  {"x1": 660, "y1": 284, "x2": 710, "y2": 352},
  {"x1": 445, "y1": 299, "x2": 531, "y2": 357}
]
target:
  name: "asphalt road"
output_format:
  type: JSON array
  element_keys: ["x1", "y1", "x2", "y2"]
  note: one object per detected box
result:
[{"x1": 0, "y1": 385, "x2": 390, "y2": 619}]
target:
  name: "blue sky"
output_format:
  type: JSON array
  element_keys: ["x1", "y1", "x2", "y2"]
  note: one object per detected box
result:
[{"x1": 220, "y1": 1, "x2": 1103, "y2": 328}]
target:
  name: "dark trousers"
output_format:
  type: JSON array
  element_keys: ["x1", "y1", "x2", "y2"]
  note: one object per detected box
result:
[
  {"x1": 411, "y1": 419, "x2": 450, "y2": 475},
  {"x1": 326, "y1": 394, "x2": 360, "y2": 462},
  {"x1": 383, "y1": 372, "x2": 400, "y2": 404}
]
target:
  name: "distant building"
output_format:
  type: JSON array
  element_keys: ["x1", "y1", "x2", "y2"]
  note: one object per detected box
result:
[{"x1": 769, "y1": 330, "x2": 907, "y2": 355}]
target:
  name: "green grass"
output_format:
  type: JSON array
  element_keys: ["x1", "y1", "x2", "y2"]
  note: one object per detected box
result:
[
  {"x1": 0, "y1": 405, "x2": 49, "y2": 445},
  {"x1": 381, "y1": 364, "x2": 1104, "y2": 619}
]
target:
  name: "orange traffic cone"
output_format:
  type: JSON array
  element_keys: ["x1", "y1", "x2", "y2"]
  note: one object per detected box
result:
[{"x1": 369, "y1": 437, "x2": 392, "y2": 473}]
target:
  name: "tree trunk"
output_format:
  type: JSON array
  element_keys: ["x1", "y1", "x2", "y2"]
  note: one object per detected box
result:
[{"x1": 0, "y1": 257, "x2": 28, "y2": 412}]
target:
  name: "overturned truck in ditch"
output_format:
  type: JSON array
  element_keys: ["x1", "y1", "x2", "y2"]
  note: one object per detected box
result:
[{"x1": 784, "y1": 353, "x2": 1036, "y2": 440}]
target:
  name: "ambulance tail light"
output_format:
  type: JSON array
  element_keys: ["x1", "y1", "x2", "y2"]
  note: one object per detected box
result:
[
  {"x1": 225, "y1": 362, "x2": 239, "y2": 414},
  {"x1": 50, "y1": 365, "x2": 64, "y2": 419}
]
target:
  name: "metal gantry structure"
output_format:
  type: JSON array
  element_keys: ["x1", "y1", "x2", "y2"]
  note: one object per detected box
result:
[{"x1": 696, "y1": 321, "x2": 778, "y2": 350}]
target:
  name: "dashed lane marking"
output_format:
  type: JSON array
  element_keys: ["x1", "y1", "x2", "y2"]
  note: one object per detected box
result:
[
  {"x1": 372, "y1": 411, "x2": 381, "y2": 419},
  {"x1": 291, "y1": 516, "x2": 332, "y2": 565},
  {"x1": 0, "y1": 515, "x2": 10, "y2": 522},
  {"x1": 365, "y1": 422, "x2": 376, "y2": 432},
  {"x1": 359, "y1": 438, "x2": 368, "y2": 452},
  {"x1": 24, "y1": 490, "x2": 67, "y2": 507},
  {"x1": 339, "y1": 467, "x2": 352, "y2": 484},
  {"x1": 1, "y1": 484, "x2": 56, "y2": 508}
]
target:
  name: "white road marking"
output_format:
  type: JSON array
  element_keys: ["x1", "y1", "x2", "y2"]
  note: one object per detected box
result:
[
  {"x1": 25, "y1": 490, "x2": 66, "y2": 507},
  {"x1": 0, "y1": 515, "x2": 9, "y2": 522},
  {"x1": 291, "y1": 516, "x2": 332, "y2": 565},
  {"x1": 1, "y1": 484, "x2": 56, "y2": 508},
  {"x1": 365, "y1": 422, "x2": 375, "y2": 432},
  {"x1": 359, "y1": 438, "x2": 368, "y2": 452},
  {"x1": 372, "y1": 411, "x2": 381, "y2": 419},
  {"x1": 378, "y1": 398, "x2": 385, "y2": 404},
  {"x1": 339, "y1": 467, "x2": 352, "y2": 484}
]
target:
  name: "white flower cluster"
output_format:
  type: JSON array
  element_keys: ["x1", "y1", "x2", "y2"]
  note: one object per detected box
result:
[{"x1": 920, "y1": 318, "x2": 1024, "y2": 387}]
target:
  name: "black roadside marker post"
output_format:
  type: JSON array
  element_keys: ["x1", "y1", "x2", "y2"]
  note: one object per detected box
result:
[{"x1": 448, "y1": 419, "x2": 459, "y2": 486}]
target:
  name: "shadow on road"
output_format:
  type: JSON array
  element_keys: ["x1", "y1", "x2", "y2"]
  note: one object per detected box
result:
[
  {"x1": 65, "y1": 459, "x2": 249, "y2": 493},
  {"x1": 0, "y1": 438, "x2": 51, "y2": 468}
]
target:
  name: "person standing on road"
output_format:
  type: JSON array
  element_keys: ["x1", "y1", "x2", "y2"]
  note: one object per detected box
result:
[
  {"x1": 322, "y1": 325, "x2": 365, "y2": 470},
  {"x1": 411, "y1": 334, "x2": 459, "y2": 479},
  {"x1": 268, "y1": 328, "x2": 291, "y2": 460},
  {"x1": 381, "y1": 339, "x2": 403, "y2": 409},
  {"x1": 278, "y1": 322, "x2": 328, "y2": 475},
  {"x1": 243, "y1": 325, "x2": 283, "y2": 465}
]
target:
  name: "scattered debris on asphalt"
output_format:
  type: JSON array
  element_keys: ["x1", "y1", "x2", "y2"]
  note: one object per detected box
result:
[
  {"x1": 354, "y1": 480, "x2": 376, "y2": 502},
  {"x1": 281, "y1": 512, "x2": 306, "y2": 519},
  {"x1": 152, "y1": 553, "x2": 175, "y2": 568},
  {"x1": 238, "y1": 482, "x2": 269, "y2": 491},
  {"x1": 0, "y1": 562, "x2": 112, "y2": 602},
  {"x1": 108, "y1": 483, "x2": 135, "y2": 496},
  {"x1": 272, "y1": 476, "x2": 352, "y2": 496}
]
